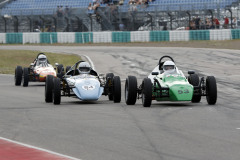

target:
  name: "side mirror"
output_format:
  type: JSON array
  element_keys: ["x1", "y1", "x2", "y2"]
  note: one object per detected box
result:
[
  {"x1": 30, "y1": 63, "x2": 34, "y2": 66},
  {"x1": 55, "y1": 63, "x2": 59, "y2": 67},
  {"x1": 152, "y1": 72, "x2": 159, "y2": 75},
  {"x1": 188, "y1": 70, "x2": 195, "y2": 74}
]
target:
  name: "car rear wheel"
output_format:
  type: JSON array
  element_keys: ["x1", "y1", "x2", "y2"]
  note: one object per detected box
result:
[
  {"x1": 15, "y1": 66, "x2": 22, "y2": 86},
  {"x1": 53, "y1": 77, "x2": 61, "y2": 105},
  {"x1": 45, "y1": 75, "x2": 54, "y2": 103},
  {"x1": 57, "y1": 64, "x2": 64, "y2": 74},
  {"x1": 125, "y1": 76, "x2": 137, "y2": 105},
  {"x1": 113, "y1": 76, "x2": 121, "y2": 103},
  {"x1": 206, "y1": 76, "x2": 217, "y2": 105},
  {"x1": 66, "y1": 66, "x2": 71, "y2": 73},
  {"x1": 188, "y1": 74, "x2": 201, "y2": 103},
  {"x1": 142, "y1": 78, "x2": 152, "y2": 107},
  {"x1": 57, "y1": 64, "x2": 64, "y2": 79},
  {"x1": 22, "y1": 67, "x2": 29, "y2": 87},
  {"x1": 106, "y1": 73, "x2": 114, "y2": 101}
]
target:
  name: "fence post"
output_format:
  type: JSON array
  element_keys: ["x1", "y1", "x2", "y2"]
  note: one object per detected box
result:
[
  {"x1": 2, "y1": 16, "x2": 7, "y2": 33},
  {"x1": 186, "y1": 11, "x2": 191, "y2": 29},
  {"x1": 14, "y1": 16, "x2": 19, "y2": 33},
  {"x1": 227, "y1": 9, "x2": 233, "y2": 29}
]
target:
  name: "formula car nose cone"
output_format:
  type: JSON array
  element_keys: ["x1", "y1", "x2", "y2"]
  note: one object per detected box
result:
[
  {"x1": 169, "y1": 84, "x2": 193, "y2": 101},
  {"x1": 73, "y1": 78, "x2": 103, "y2": 101}
]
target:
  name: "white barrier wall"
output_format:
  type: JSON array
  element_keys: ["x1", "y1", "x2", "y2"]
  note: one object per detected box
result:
[
  {"x1": 93, "y1": 32, "x2": 112, "y2": 43},
  {"x1": 169, "y1": 31, "x2": 189, "y2": 41},
  {"x1": 0, "y1": 33, "x2": 6, "y2": 43},
  {"x1": 131, "y1": 31, "x2": 150, "y2": 42},
  {"x1": 57, "y1": 32, "x2": 75, "y2": 43},
  {"x1": 0, "y1": 29, "x2": 238, "y2": 44},
  {"x1": 23, "y1": 33, "x2": 40, "y2": 44},
  {"x1": 210, "y1": 29, "x2": 232, "y2": 40}
]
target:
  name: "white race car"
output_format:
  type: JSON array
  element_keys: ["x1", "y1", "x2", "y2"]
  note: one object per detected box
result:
[
  {"x1": 45, "y1": 60, "x2": 121, "y2": 105},
  {"x1": 15, "y1": 53, "x2": 63, "y2": 87}
]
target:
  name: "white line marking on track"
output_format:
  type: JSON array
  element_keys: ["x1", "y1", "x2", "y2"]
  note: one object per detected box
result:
[
  {"x1": 236, "y1": 128, "x2": 240, "y2": 130},
  {"x1": 0, "y1": 137, "x2": 82, "y2": 160}
]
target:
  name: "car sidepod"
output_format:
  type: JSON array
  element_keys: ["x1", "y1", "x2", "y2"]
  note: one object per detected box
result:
[{"x1": 73, "y1": 78, "x2": 104, "y2": 101}]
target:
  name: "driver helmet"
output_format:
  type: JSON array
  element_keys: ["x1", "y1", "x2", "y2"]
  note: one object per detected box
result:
[
  {"x1": 163, "y1": 61, "x2": 176, "y2": 74},
  {"x1": 38, "y1": 55, "x2": 47, "y2": 64},
  {"x1": 79, "y1": 62, "x2": 91, "y2": 74}
]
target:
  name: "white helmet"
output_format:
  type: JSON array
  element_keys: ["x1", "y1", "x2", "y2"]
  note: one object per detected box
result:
[
  {"x1": 163, "y1": 61, "x2": 176, "y2": 74},
  {"x1": 38, "y1": 55, "x2": 47, "y2": 62},
  {"x1": 79, "y1": 62, "x2": 91, "y2": 74}
]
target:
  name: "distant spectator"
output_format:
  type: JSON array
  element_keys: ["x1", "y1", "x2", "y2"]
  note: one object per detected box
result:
[
  {"x1": 163, "y1": 25, "x2": 167, "y2": 30},
  {"x1": 195, "y1": 16, "x2": 200, "y2": 30},
  {"x1": 92, "y1": 2, "x2": 100, "y2": 12},
  {"x1": 129, "y1": 0, "x2": 137, "y2": 12},
  {"x1": 119, "y1": 23, "x2": 125, "y2": 31},
  {"x1": 57, "y1": 6, "x2": 60, "y2": 17},
  {"x1": 88, "y1": 3, "x2": 93, "y2": 11},
  {"x1": 223, "y1": 16, "x2": 229, "y2": 29},
  {"x1": 33, "y1": 24, "x2": 41, "y2": 32},
  {"x1": 129, "y1": 0, "x2": 136, "y2": 5},
  {"x1": 103, "y1": 0, "x2": 110, "y2": 4},
  {"x1": 65, "y1": 6, "x2": 69, "y2": 16},
  {"x1": 59, "y1": 6, "x2": 64, "y2": 17},
  {"x1": 190, "y1": 20, "x2": 195, "y2": 30},
  {"x1": 205, "y1": 17, "x2": 211, "y2": 29},
  {"x1": 119, "y1": 0, "x2": 124, "y2": 5},
  {"x1": 213, "y1": 18, "x2": 220, "y2": 29},
  {"x1": 232, "y1": 17, "x2": 237, "y2": 29},
  {"x1": 51, "y1": 25, "x2": 56, "y2": 32},
  {"x1": 199, "y1": 19, "x2": 205, "y2": 30},
  {"x1": 47, "y1": 26, "x2": 51, "y2": 32}
]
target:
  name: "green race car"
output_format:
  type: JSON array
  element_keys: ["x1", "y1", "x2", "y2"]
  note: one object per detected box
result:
[{"x1": 125, "y1": 56, "x2": 217, "y2": 107}]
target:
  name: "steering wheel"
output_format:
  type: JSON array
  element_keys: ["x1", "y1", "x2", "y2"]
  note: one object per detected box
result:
[{"x1": 158, "y1": 56, "x2": 175, "y2": 70}]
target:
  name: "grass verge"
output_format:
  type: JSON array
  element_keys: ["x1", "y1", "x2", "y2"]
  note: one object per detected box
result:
[{"x1": 0, "y1": 50, "x2": 81, "y2": 74}]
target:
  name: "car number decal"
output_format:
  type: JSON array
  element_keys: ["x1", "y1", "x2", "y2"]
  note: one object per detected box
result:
[
  {"x1": 82, "y1": 85, "x2": 95, "y2": 91},
  {"x1": 178, "y1": 89, "x2": 189, "y2": 94}
]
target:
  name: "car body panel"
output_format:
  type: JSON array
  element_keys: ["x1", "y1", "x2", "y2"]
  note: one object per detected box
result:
[
  {"x1": 66, "y1": 75, "x2": 103, "y2": 101},
  {"x1": 34, "y1": 65, "x2": 56, "y2": 82}
]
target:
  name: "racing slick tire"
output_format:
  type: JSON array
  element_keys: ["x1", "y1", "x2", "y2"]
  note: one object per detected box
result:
[
  {"x1": 57, "y1": 64, "x2": 64, "y2": 74},
  {"x1": 57, "y1": 72, "x2": 64, "y2": 79},
  {"x1": 106, "y1": 73, "x2": 114, "y2": 101},
  {"x1": 15, "y1": 66, "x2": 22, "y2": 86},
  {"x1": 53, "y1": 77, "x2": 61, "y2": 105},
  {"x1": 57, "y1": 64, "x2": 64, "y2": 79},
  {"x1": 22, "y1": 67, "x2": 29, "y2": 87},
  {"x1": 113, "y1": 76, "x2": 121, "y2": 103},
  {"x1": 125, "y1": 76, "x2": 137, "y2": 105},
  {"x1": 206, "y1": 76, "x2": 217, "y2": 105},
  {"x1": 189, "y1": 74, "x2": 201, "y2": 103},
  {"x1": 66, "y1": 66, "x2": 71, "y2": 73},
  {"x1": 142, "y1": 78, "x2": 152, "y2": 107},
  {"x1": 45, "y1": 75, "x2": 54, "y2": 103}
]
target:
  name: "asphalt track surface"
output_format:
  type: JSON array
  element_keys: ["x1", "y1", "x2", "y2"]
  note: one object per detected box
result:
[{"x1": 0, "y1": 46, "x2": 240, "y2": 160}]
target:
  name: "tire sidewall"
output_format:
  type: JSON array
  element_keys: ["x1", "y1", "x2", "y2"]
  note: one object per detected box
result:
[
  {"x1": 113, "y1": 76, "x2": 121, "y2": 103},
  {"x1": 142, "y1": 78, "x2": 152, "y2": 107},
  {"x1": 45, "y1": 75, "x2": 54, "y2": 103}
]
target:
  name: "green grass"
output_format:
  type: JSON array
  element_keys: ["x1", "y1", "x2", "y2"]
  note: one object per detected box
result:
[{"x1": 0, "y1": 50, "x2": 81, "y2": 74}]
